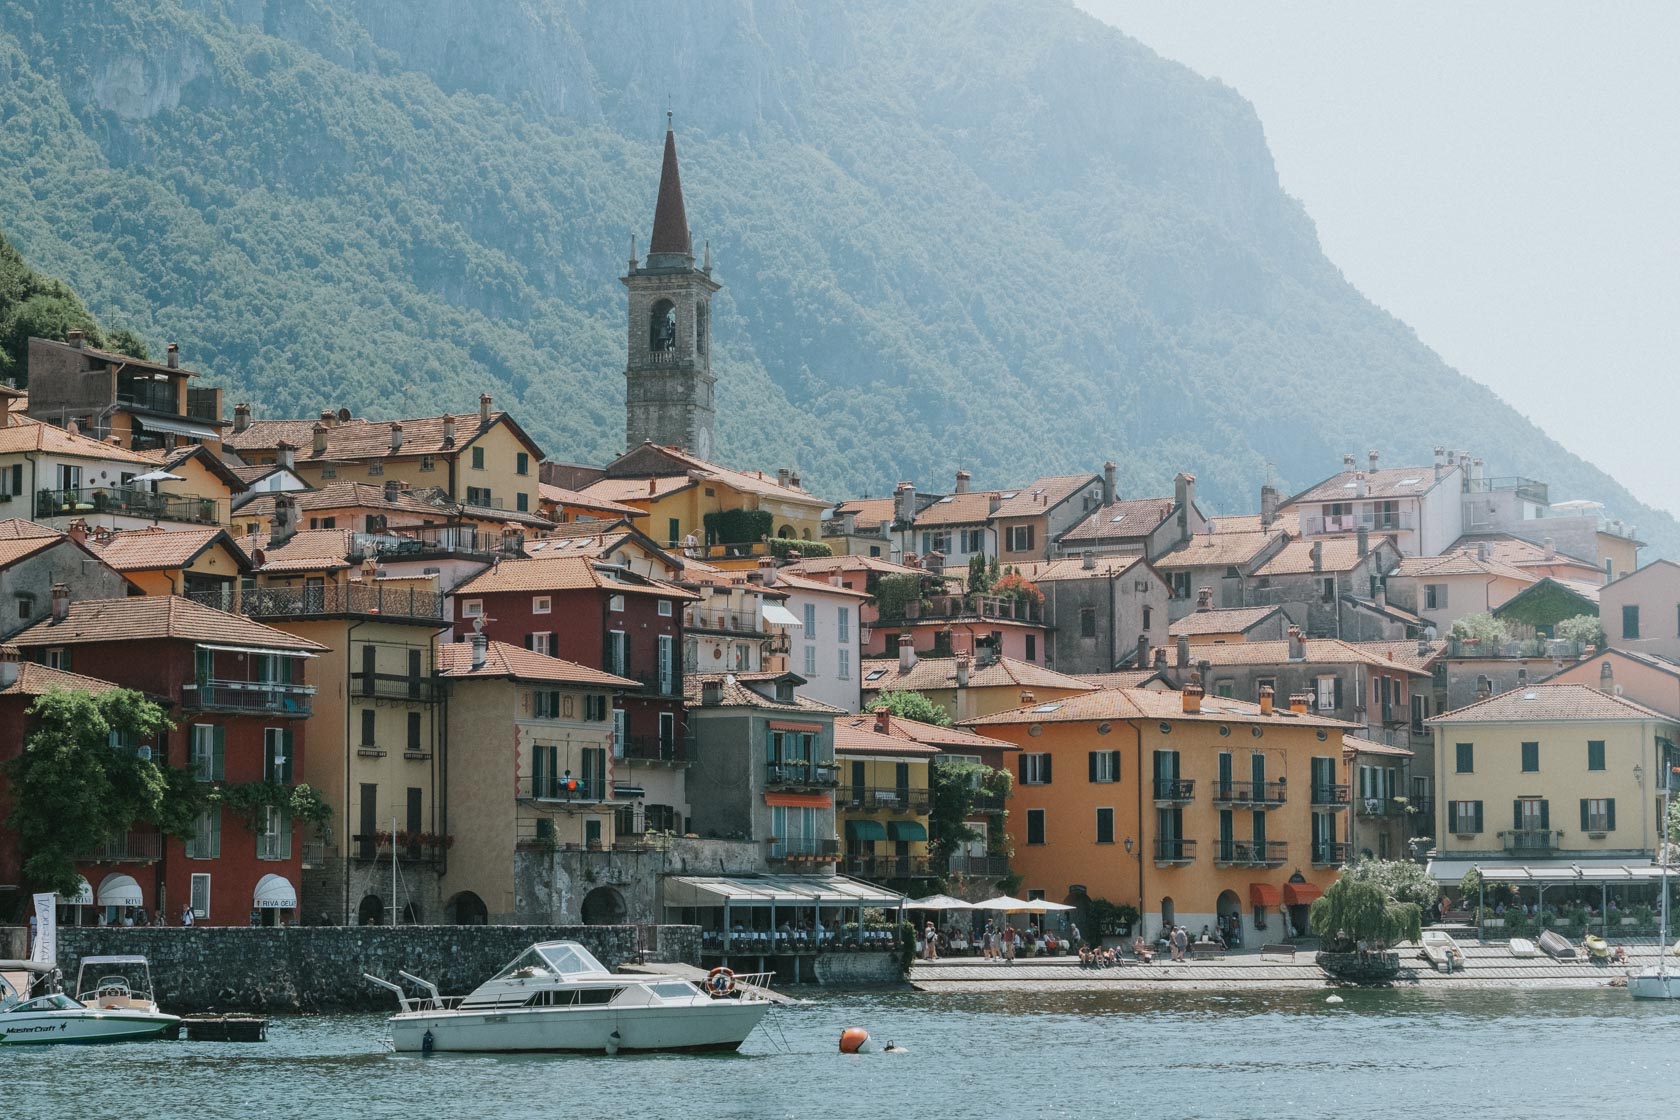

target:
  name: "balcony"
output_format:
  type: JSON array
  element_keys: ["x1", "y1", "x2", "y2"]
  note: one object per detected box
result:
[
  {"x1": 118, "y1": 382, "x2": 183, "y2": 415},
  {"x1": 352, "y1": 672, "x2": 445, "y2": 703},
  {"x1": 349, "y1": 835, "x2": 445, "y2": 863},
  {"x1": 514, "y1": 817, "x2": 654, "y2": 852},
  {"x1": 380, "y1": 524, "x2": 499, "y2": 558},
  {"x1": 301, "y1": 841, "x2": 326, "y2": 869},
  {"x1": 686, "y1": 609, "x2": 767, "y2": 637},
  {"x1": 1465, "y1": 476, "x2": 1549, "y2": 505},
  {"x1": 1213, "y1": 840, "x2": 1288, "y2": 867},
  {"x1": 1311, "y1": 784, "x2": 1351, "y2": 810},
  {"x1": 876, "y1": 592, "x2": 1044, "y2": 627},
  {"x1": 1500, "y1": 829, "x2": 1562, "y2": 854},
  {"x1": 837, "y1": 786, "x2": 932, "y2": 814},
  {"x1": 183, "y1": 678, "x2": 314, "y2": 717},
  {"x1": 1445, "y1": 636, "x2": 1585, "y2": 660},
  {"x1": 1356, "y1": 796, "x2": 1409, "y2": 817},
  {"x1": 766, "y1": 761, "x2": 839, "y2": 790},
  {"x1": 199, "y1": 583, "x2": 445, "y2": 623},
  {"x1": 843, "y1": 854, "x2": 934, "y2": 879},
  {"x1": 517, "y1": 775, "x2": 612, "y2": 804},
  {"x1": 621, "y1": 733, "x2": 692, "y2": 765},
  {"x1": 1152, "y1": 778, "x2": 1196, "y2": 805},
  {"x1": 947, "y1": 854, "x2": 1010, "y2": 877},
  {"x1": 1312, "y1": 841, "x2": 1350, "y2": 867},
  {"x1": 82, "y1": 830, "x2": 163, "y2": 863},
  {"x1": 967, "y1": 789, "x2": 1009, "y2": 813},
  {"x1": 768, "y1": 837, "x2": 840, "y2": 864},
  {"x1": 1211, "y1": 781, "x2": 1287, "y2": 808},
  {"x1": 632, "y1": 670, "x2": 683, "y2": 698},
  {"x1": 1154, "y1": 839, "x2": 1197, "y2": 866},
  {"x1": 36, "y1": 487, "x2": 220, "y2": 526},
  {"x1": 1300, "y1": 510, "x2": 1417, "y2": 535}
]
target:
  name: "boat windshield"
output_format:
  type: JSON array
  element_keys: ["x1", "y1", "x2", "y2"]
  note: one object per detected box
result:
[
  {"x1": 13, "y1": 993, "x2": 82, "y2": 1013},
  {"x1": 490, "y1": 943, "x2": 609, "y2": 982}
]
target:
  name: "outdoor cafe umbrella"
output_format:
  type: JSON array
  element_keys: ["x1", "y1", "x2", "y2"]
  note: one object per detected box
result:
[
  {"x1": 973, "y1": 896, "x2": 1039, "y2": 912},
  {"x1": 908, "y1": 895, "x2": 975, "y2": 911}
]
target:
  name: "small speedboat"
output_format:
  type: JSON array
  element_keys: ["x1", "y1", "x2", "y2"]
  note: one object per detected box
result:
[
  {"x1": 1420, "y1": 931, "x2": 1464, "y2": 973},
  {"x1": 1583, "y1": 934, "x2": 1610, "y2": 961},
  {"x1": 1538, "y1": 930, "x2": 1577, "y2": 960},
  {"x1": 0, "y1": 963, "x2": 179, "y2": 1045},
  {"x1": 1508, "y1": 938, "x2": 1538, "y2": 959},
  {"x1": 368, "y1": 941, "x2": 773, "y2": 1054}
]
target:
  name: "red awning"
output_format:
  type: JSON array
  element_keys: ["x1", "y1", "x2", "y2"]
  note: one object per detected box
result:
[
  {"x1": 764, "y1": 792, "x2": 830, "y2": 809},
  {"x1": 1248, "y1": 883, "x2": 1282, "y2": 907},
  {"x1": 1283, "y1": 882, "x2": 1324, "y2": 906}
]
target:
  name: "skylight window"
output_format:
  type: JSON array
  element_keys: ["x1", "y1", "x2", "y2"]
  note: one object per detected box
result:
[
  {"x1": 1398, "y1": 477, "x2": 1423, "y2": 486},
  {"x1": 1001, "y1": 492, "x2": 1019, "y2": 499},
  {"x1": 937, "y1": 496, "x2": 955, "y2": 504},
  {"x1": 1110, "y1": 514, "x2": 1126, "y2": 523},
  {"x1": 1032, "y1": 703, "x2": 1061, "y2": 713},
  {"x1": 865, "y1": 669, "x2": 889, "y2": 682}
]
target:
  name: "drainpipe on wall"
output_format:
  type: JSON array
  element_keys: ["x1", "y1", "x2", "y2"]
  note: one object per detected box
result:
[
  {"x1": 432, "y1": 625, "x2": 451, "y2": 881},
  {"x1": 344, "y1": 617, "x2": 367, "y2": 925}
]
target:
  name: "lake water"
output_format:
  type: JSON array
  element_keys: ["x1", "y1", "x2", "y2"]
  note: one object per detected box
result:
[{"x1": 9, "y1": 987, "x2": 1676, "y2": 1119}]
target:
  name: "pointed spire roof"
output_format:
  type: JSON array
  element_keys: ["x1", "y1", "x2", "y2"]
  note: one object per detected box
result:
[{"x1": 648, "y1": 113, "x2": 691, "y2": 257}]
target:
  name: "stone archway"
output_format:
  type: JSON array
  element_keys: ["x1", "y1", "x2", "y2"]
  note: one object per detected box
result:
[
  {"x1": 446, "y1": 891, "x2": 489, "y2": 926},
  {"x1": 581, "y1": 886, "x2": 627, "y2": 925},
  {"x1": 1159, "y1": 895, "x2": 1175, "y2": 939},
  {"x1": 357, "y1": 894, "x2": 385, "y2": 927},
  {"x1": 1217, "y1": 889, "x2": 1242, "y2": 945}
]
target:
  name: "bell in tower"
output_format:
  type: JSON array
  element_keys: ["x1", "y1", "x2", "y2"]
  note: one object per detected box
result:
[{"x1": 622, "y1": 113, "x2": 721, "y2": 458}]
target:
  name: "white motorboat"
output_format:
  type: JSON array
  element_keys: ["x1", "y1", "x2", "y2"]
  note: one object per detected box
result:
[
  {"x1": 1420, "y1": 931, "x2": 1464, "y2": 973},
  {"x1": 0, "y1": 972, "x2": 179, "y2": 1045},
  {"x1": 1508, "y1": 938, "x2": 1538, "y2": 959},
  {"x1": 368, "y1": 941, "x2": 773, "y2": 1054},
  {"x1": 1629, "y1": 763, "x2": 1680, "y2": 1000}
]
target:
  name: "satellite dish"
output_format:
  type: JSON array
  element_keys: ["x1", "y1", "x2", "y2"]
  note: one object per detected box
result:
[{"x1": 337, "y1": 407, "x2": 352, "y2": 422}]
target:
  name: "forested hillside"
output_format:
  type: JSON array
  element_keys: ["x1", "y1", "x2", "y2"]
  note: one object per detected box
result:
[{"x1": 0, "y1": 0, "x2": 1669, "y2": 553}]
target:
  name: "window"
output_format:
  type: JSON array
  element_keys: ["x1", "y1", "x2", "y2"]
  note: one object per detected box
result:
[
  {"x1": 585, "y1": 694, "x2": 609, "y2": 722},
  {"x1": 922, "y1": 531, "x2": 951, "y2": 555},
  {"x1": 533, "y1": 690, "x2": 561, "y2": 719},
  {"x1": 804, "y1": 644, "x2": 817, "y2": 676},
  {"x1": 1587, "y1": 740, "x2": 1605, "y2": 771},
  {"x1": 609, "y1": 594, "x2": 625, "y2": 613},
  {"x1": 658, "y1": 599, "x2": 673, "y2": 617},
  {"x1": 533, "y1": 596, "x2": 552, "y2": 615},
  {"x1": 1624, "y1": 605, "x2": 1641, "y2": 639},
  {"x1": 1321, "y1": 577, "x2": 1336, "y2": 603},
  {"x1": 0, "y1": 463, "x2": 18, "y2": 496},
  {"x1": 803, "y1": 602, "x2": 817, "y2": 634},
  {"x1": 1079, "y1": 608, "x2": 1097, "y2": 638},
  {"x1": 407, "y1": 712, "x2": 422, "y2": 752},
  {"x1": 258, "y1": 805, "x2": 291, "y2": 861},
  {"x1": 1007, "y1": 525, "x2": 1036, "y2": 552},
  {"x1": 191, "y1": 725, "x2": 224, "y2": 781},
  {"x1": 516, "y1": 452, "x2": 530, "y2": 476},
  {"x1": 1315, "y1": 675, "x2": 1338, "y2": 711},
  {"x1": 1521, "y1": 741, "x2": 1539, "y2": 772},
  {"x1": 1171, "y1": 571, "x2": 1191, "y2": 599},
  {"x1": 613, "y1": 708, "x2": 628, "y2": 756},
  {"x1": 1020, "y1": 753, "x2": 1052, "y2": 785},
  {"x1": 958, "y1": 528, "x2": 982, "y2": 553},
  {"x1": 360, "y1": 709, "x2": 377, "y2": 747},
  {"x1": 419, "y1": 455, "x2": 435, "y2": 472},
  {"x1": 1026, "y1": 808, "x2": 1046, "y2": 845},
  {"x1": 1215, "y1": 680, "x2": 1234, "y2": 698},
  {"x1": 1025, "y1": 634, "x2": 1037, "y2": 662},
  {"x1": 1089, "y1": 750, "x2": 1120, "y2": 783},
  {"x1": 14, "y1": 594, "x2": 32, "y2": 621},
  {"x1": 471, "y1": 447, "x2": 485, "y2": 470},
  {"x1": 1448, "y1": 800, "x2": 1484, "y2": 834},
  {"x1": 1095, "y1": 807, "x2": 1114, "y2": 844},
  {"x1": 367, "y1": 461, "x2": 384, "y2": 477},
  {"x1": 1515, "y1": 797, "x2": 1547, "y2": 831},
  {"x1": 658, "y1": 633, "x2": 674, "y2": 694},
  {"x1": 659, "y1": 711, "x2": 676, "y2": 754},
  {"x1": 263, "y1": 728, "x2": 293, "y2": 783},
  {"x1": 838, "y1": 649, "x2": 850, "y2": 679},
  {"x1": 190, "y1": 874, "x2": 211, "y2": 921},
  {"x1": 465, "y1": 485, "x2": 491, "y2": 506},
  {"x1": 44, "y1": 648, "x2": 69, "y2": 670},
  {"x1": 1142, "y1": 606, "x2": 1152, "y2": 630},
  {"x1": 1582, "y1": 798, "x2": 1616, "y2": 832},
  {"x1": 516, "y1": 492, "x2": 529, "y2": 513},
  {"x1": 527, "y1": 632, "x2": 555, "y2": 656},
  {"x1": 1425, "y1": 584, "x2": 1447, "y2": 610},
  {"x1": 460, "y1": 599, "x2": 483, "y2": 619},
  {"x1": 185, "y1": 808, "x2": 221, "y2": 859},
  {"x1": 321, "y1": 466, "x2": 336, "y2": 479},
  {"x1": 606, "y1": 631, "x2": 627, "y2": 676},
  {"x1": 837, "y1": 607, "x2": 850, "y2": 643},
  {"x1": 1455, "y1": 742, "x2": 1474, "y2": 773}
]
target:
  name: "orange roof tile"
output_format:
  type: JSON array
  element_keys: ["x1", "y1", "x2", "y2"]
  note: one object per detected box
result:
[
  {"x1": 10, "y1": 595, "x2": 325, "y2": 651},
  {"x1": 1288, "y1": 465, "x2": 1450, "y2": 504},
  {"x1": 911, "y1": 492, "x2": 1001, "y2": 528},
  {"x1": 860, "y1": 656, "x2": 1098, "y2": 695},
  {"x1": 0, "y1": 519, "x2": 66, "y2": 569},
  {"x1": 989, "y1": 475, "x2": 1101, "y2": 520},
  {"x1": 834, "y1": 719, "x2": 941, "y2": 757},
  {"x1": 964, "y1": 687, "x2": 1354, "y2": 729},
  {"x1": 683, "y1": 671, "x2": 844, "y2": 713},
  {"x1": 537, "y1": 482, "x2": 646, "y2": 519},
  {"x1": 0, "y1": 416, "x2": 155, "y2": 462},
  {"x1": 0, "y1": 660, "x2": 124, "y2": 696},
  {"x1": 1427, "y1": 683, "x2": 1675, "y2": 724},
  {"x1": 86, "y1": 526, "x2": 245, "y2": 572},
  {"x1": 1013, "y1": 556, "x2": 1152, "y2": 583},
  {"x1": 454, "y1": 554, "x2": 698, "y2": 600},
  {"x1": 847, "y1": 711, "x2": 1019, "y2": 751},
  {"x1": 1162, "y1": 638, "x2": 1432, "y2": 675},
  {"x1": 435, "y1": 638, "x2": 639, "y2": 688},
  {"x1": 1058, "y1": 497, "x2": 1176, "y2": 543},
  {"x1": 1251, "y1": 538, "x2": 1388, "y2": 576},
  {"x1": 1167, "y1": 606, "x2": 1287, "y2": 637},
  {"x1": 1155, "y1": 530, "x2": 1286, "y2": 571},
  {"x1": 233, "y1": 529, "x2": 360, "y2": 572},
  {"x1": 226, "y1": 410, "x2": 542, "y2": 462}
]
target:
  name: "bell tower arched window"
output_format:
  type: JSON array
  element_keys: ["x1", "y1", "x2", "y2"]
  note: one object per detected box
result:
[
  {"x1": 650, "y1": 300, "x2": 677, "y2": 352},
  {"x1": 695, "y1": 303, "x2": 708, "y2": 357}
]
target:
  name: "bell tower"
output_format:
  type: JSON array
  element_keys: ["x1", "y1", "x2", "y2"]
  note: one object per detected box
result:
[{"x1": 623, "y1": 114, "x2": 720, "y2": 458}]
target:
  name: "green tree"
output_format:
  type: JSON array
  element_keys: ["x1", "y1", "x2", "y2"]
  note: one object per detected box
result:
[
  {"x1": 1308, "y1": 875, "x2": 1423, "y2": 950},
  {"x1": 872, "y1": 689, "x2": 951, "y2": 728},
  {"x1": 4, "y1": 689, "x2": 191, "y2": 897},
  {"x1": 967, "y1": 554, "x2": 991, "y2": 596},
  {"x1": 1338, "y1": 856, "x2": 1441, "y2": 910},
  {"x1": 1450, "y1": 612, "x2": 1511, "y2": 646},
  {"x1": 1556, "y1": 614, "x2": 1605, "y2": 648}
]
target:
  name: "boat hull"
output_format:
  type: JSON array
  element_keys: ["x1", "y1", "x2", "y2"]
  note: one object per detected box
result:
[
  {"x1": 1628, "y1": 970, "x2": 1680, "y2": 1000},
  {"x1": 388, "y1": 999, "x2": 770, "y2": 1054},
  {"x1": 0, "y1": 1009, "x2": 180, "y2": 1045}
]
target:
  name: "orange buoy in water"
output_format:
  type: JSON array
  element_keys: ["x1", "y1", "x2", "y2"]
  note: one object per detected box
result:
[{"x1": 839, "y1": 1027, "x2": 870, "y2": 1054}]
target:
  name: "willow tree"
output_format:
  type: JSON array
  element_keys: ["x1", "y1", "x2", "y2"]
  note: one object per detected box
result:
[{"x1": 1309, "y1": 876, "x2": 1422, "y2": 950}]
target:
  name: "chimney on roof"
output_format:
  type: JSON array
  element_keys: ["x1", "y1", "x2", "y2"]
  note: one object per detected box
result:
[
  {"x1": 166, "y1": 343, "x2": 179, "y2": 370},
  {"x1": 1375, "y1": 583, "x2": 1387, "y2": 611},
  {"x1": 389, "y1": 422, "x2": 403, "y2": 452},
  {"x1": 1260, "y1": 484, "x2": 1279, "y2": 530},
  {"x1": 1196, "y1": 586, "x2": 1213, "y2": 612},
  {"x1": 479, "y1": 394, "x2": 493, "y2": 426},
  {"x1": 777, "y1": 468, "x2": 790, "y2": 488},
  {"x1": 470, "y1": 631, "x2": 488, "y2": 671},
  {"x1": 757, "y1": 557, "x2": 777, "y2": 586},
  {"x1": 1182, "y1": 681, "x2": 1203, "y2": 714},
  {"x1": 67, "y1": 329, "x2": 86, "y2": 349},
  {"x1": 312, "y1": 422, "x2": 327, "y2": 455},
  {"x1": 874, "y1": 708, "x2": 891, "y2": 734},
  {"x1": 66, "y1": 419, "x2": 79, "y2": 437},
  {"x1": 1288, "y1": 692, "x2": 1310, "y2": 715},
  {"x1": 320, "y1": 409, "x2": 335, "y2": 429},
  {"x1": 384, "y1": 479, "x2": 400, "y2": 501},
  {"x1": 1543, "y1": 536, "x2": 1555, "y2": 559},
  {"x1": 1019, "y1": 690, "x2": 1035, "y2": 706},
  {"x1": 1353, "y1": 472, "x2": 1368, "y2": 499},
  {"x1": 1356, "y1": 525, "x2": 1369, "y2": 558},
  {"x1": 50, "y1": 583, "x2": 70, "y2": 622},
  {"x1": 1153, "y1": 646, "x2": 1167, "y2": 669},
  {"x1": 699, "y1": 678, "x2": 723, "y2": 706},
  {"x1": 1175, "y1": 634, "x2": 1191, "y2": 669},
  {"x1": 1477, "y1": 542, "x2": 1490, "y2": 563},
  {"x1": 1174, "y1": 472, "x2": 1195, "y2": 514},
  {"x1": 955, "y1": 654, "x2": 971, "y2": 688},
  {"x1": 0, "y1": 644, "x2": 17, "y2": 688},
  {"x1": 1287, "y1": 626, "x2": 1305, "y2": 661},
  {"x1": 1599, "y1": 660, "x2": 1615, "y2": 695},
  {"x1": 1418, "y1": 637, "x2": 1432, "y2": 657},
  {"x1": 1433, "y1": 446, "x2": 1446, "y2": 481},
  {"x1": 954, "y1": 469, "x2": 972, "y2": 495},
  {"x1": 442, "y1": 415, "x2": 455, "y2": 448},
  {"x1": 1310, "y1": 540, "x2": 1324, "y2": 572},
  {"x1": 500, "y1": 526, "x2": 523, "y2": 555},
  {"x1": 988, "y1": 494, "x2": 1001, "y2": 515},
  {"x1": 107, "y1": 436, "x2": 121, "y2": 447},
  {"x1": 270, "y1": 493, "x2": 297, "y2": 547},
  {"x1": 233, "y1": 403, "x2": 251, "y2": 434},
  {"x1": 1083, "y1": 551, "x2": 1097, "y2": 571},
  {"x1": 894, "y1": 482, "x2": 917, "y2": 528},
  {"x1": 1137, "y1": 633, "x2": 1150, "y2": 666},
  {"x1": 65, "y1": 520, "x2": 88, "y2": 544},
  {"x1": 1368, "y1": 450, "x2": 1379, "y2": 473},
  {"x1": 275, "y1": 440, "x2": 295, "y2": 471},
  {"x1": 1102, "y1": 461, "x2": 1117, "y2": 507},
  {"x1": 1343, "y1": 453, "x2": 1356, "y2": 470},
  {"x1": 898, "y1": 634, "x2": 917, "y2": 673},
  {"x1": 789, "y1": 470, "x2": 801, "y2": 490},
  {"x1": 1258, "y1": 685, "x2": 1274, "y2": 717},
  {"x1": 1477, "y1": 675, "x2": 1493, "y2": 700}
]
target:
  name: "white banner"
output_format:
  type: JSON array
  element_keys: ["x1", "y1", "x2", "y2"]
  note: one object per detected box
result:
[{"x1": 30, "y1": 892, "x2": 56, "y2": 969}]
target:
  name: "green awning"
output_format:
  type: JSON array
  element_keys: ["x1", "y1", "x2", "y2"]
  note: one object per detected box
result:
[
  {"x1": 845, "y1": 819, "x2": 887, "y2": 841},
  {"x1": 887, "y1": 820, "x2": 928, "y2": 841}
]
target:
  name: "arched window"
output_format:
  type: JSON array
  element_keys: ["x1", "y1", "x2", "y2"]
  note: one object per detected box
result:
[
  {"x1": 696, "y1": 303, "x2": 708, "y2": 356},
  {"x1": 649, "y1": 299, "x2": 677, "y2": 352}
]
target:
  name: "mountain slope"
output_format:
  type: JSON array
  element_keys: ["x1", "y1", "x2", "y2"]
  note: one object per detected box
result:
[{"x1": 0, "y1": 0, "x2": 1668, "y2": 554}]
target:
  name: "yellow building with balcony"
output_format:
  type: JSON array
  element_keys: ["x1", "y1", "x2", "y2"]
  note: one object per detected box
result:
[{"x1": 834, "y1": 712, "x2": 939, "y2": 886}]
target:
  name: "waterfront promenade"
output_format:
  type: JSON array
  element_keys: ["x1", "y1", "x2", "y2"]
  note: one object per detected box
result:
[{"x1": 909, "y1": 940, "x2": 1670, "y2": 991}]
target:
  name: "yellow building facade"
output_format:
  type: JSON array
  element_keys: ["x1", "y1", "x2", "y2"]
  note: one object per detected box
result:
[{"x1": 834, "y1": 715, "x2": 937, "y2": 886}]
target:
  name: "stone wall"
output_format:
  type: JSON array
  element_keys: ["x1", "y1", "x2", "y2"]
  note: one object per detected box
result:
[
  {"x1": 51, "y1": 924, "x2": 699, "y2": 1014},
  {"x1": 813, "y1": 951, "x2": 901, "y2": 986}
]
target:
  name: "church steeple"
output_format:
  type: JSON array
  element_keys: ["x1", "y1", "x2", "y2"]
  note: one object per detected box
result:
[{"x1": 622, "y1": 114, "x2": 721, "y2": 458}]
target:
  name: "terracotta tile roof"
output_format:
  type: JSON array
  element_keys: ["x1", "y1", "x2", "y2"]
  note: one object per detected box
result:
[
  {"x1": 1288, "y1": 465, "x2": 1449, "y2": 504},
  {"x1": 1342, "y1": 594, "x2": 1425, "y2": 626},
  {"x1": 1163, "y1": 638, "x2": 1432, "y2": 676},
  {"x1": 683, "y1": 671, "x2": 845, "y2": 713},
  {"x1": 769, "y1": 572, "x2": 872, "y2": 600},
  {"x1": 227, "y1": 464, "x2": 290, "y2": 484},
  {"x1": 0, "y1": 519, "x2": 67, "y2": 569},
  {"x1": 1074, "y1": 669, "x2": 1171, "y2": 690},
  {"x1": 0, "y1": 659, "x2": 124, "y2": 696},
  {"x1": 453, "y1": 554, "x2": 698, "y2": 600},
  {"x1": 226, "y1": 410, "x2": 541, "y2": 462},
  {"x1": 1543, "y1": 647, "x2": 1680, "y2": 685},
  {"x1": 859, "y1": 656, "x2": 1099, "y2": 695},
  {"x1": 912, "y1": 491, "x2": 1003, "y2": 528},
  {"x1": 1210, "y1": 515, "x2": 1266, "y2": 534},
  {"x1": 232, "y1": 482, "x2": 554, "y2": 530},
  {"x1": 834, "y1": 719, "x2": 941, "y2": 757},
  {"x1": 849, "y1": 711, "x2": 1019, "y2": 751},
  {"x1": 1251, "y1": 538, "x2": 1387, "y2": 576},
  {"x1": 1154, "y1": 530, "x2": 1285, "y2": 572},
  {"x1": 85, "y1": 526, "x2": 244, "y2": 572},
  {"x1": 1427, "y1": 683, "x2": 1675, "y2": 724},
  {"x1": 233, "y1": 529, "x2": 361, "y2": 572},
  {"x1": 1445, "y1": 534, "x2": 1601, "y2": 574},
  {"x1": 0, "y1": 416, "x2": 156, "y2": 462},
  {"x1": 963, "y1": 687, "x2": 1354, "y2": 729},
  {"x1": 781, "y1": 555, "x2": 927, "y2": 579},
  {"x1": 577, "y1": 475, "x2": 697, "y2": 503},
  {"x1": 537, "y1": 482, "x2": 646, "y2": 518},
  {"x1": 1352, "y1": 639, "x2": 1446, "y2": 673},
  {"x1": 1167, "y1": 606, "x2": 1287, "y2": 637},
  {"x1": 1342, "y1": 734, "x2": 1414, "y2": 758},
  {"x1": 435, "y1": 638, "x2": 639, "y2": 688},
  {"x1": 1393, "y1": 552, "x2": 1534, "y2": 583},
  {"x1": 1058, "y1": 497, "x2": 1176, "y2": 543},
  {"x1": 831, "y1": 497, "x2": 899, "y2": 529},
  {"x1": 989, "y1": 475, "x2": 1101, "y2": 520},
  {"x1": 600, "y1": 444, "x2": 827, "y2": 507},
  {"x1": 1013, "y1": 556, "x2": 1151, "y2": 583},
  {"x1": 10, "y1": 595, "x2": 325, "y2": 651}
]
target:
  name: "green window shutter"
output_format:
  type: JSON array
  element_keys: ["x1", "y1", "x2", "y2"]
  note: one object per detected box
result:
[
  {"x1": 1473, "y1": 801, "x2": 1484, "y2": 834},
  {"x1": 278, "y1": 811, "x2": 292, "y2": 858},
  {"x1": 1580, "y1": 799, "x2": 1590, "y2": 832},
  {"x1": 1607, "y1": 799, "x2": 1617, "y2": 831},
  {"x1": 1539, "y1": 800, "x2": 1549, "y2": 830},
  {"x1": 1042, "y1": 754, "x2": 1052, "y2": 784},
  {"x1": 282, "y1": 729, "x2": 295, "y2": 784},
  {"x1": 1513, "y1": 800, "x2": 1522, "y2": 830},
  {"x1": 210, "y1": 807, "x2": 222, "y2": 858},
  {"x1": 1448, "y1": 802, "x2": 1459, "y2": 832},
  {"x1": 1110, "y1": 750, "x2": 1121, "y2": 781},
  {"x1": 1587, "y1": 740, "x2": 1605, "y2": 770},
  {"x1": 212, "y1": 725, "x2": 226, "y2": 781},
  {"x1": 1088, "y1": 752, "x2": 1097, "y2": 782}
]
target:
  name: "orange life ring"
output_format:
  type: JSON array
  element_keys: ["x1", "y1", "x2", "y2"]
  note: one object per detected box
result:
[{"x1": 706, "y1": 966, "x2": 736, "y2": 997}]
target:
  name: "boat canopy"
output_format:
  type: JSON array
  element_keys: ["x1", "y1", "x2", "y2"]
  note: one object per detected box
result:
[
  {"x1": 490, "y1": 942, "x2": 611, "y2": 982},
  {"x1": 664, "y1": 874, "x2": 904, "y2": 909}
]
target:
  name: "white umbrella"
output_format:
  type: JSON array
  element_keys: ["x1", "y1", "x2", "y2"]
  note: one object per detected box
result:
[
  {"x1": 1034, "y1": 900, "x2": 1075, "y2": 912},
  {"x1": 130, "y1": 469, "x2": 185, "y2": 483},
  {"x1": 908, "y1": 894, "x2": 974, "y2": 911},
  {"x1": 973, "y1": 895, "x2": 1036, "y2": 912}
]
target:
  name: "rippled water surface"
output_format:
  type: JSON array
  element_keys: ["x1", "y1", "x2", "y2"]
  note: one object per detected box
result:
[{"x1": 9, "y1": 987, "x2": 1676, "y2": 1119}]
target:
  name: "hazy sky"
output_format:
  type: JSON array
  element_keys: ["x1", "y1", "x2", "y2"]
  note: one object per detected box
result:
[{"x1": 1082, "y1": 1, "x2": 1680, "y2": 517}]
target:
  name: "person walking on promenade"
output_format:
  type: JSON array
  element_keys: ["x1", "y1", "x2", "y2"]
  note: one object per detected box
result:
[
  {"x1": 1172, "y1": 925, "x2": 1189, "y2": 962},
  {"x1": 923, "y1": 920, "x2": 939, "y2": 961}
]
